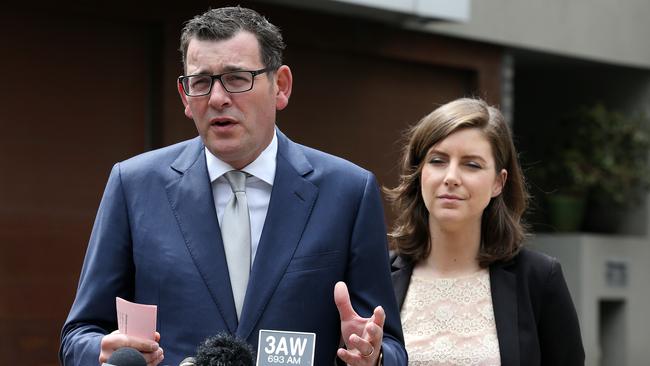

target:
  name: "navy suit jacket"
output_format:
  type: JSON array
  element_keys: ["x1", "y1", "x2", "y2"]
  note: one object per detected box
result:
[
  {"x1": 391, "y1": 248, "x2": 584, "y2": 366},
  {"x1": 60, "y1": 130, "x2": 406, "y2": 366}
]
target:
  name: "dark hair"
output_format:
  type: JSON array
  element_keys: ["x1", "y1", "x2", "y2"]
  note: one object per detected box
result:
[
  {"x1": 386, "y1": 98, "x2": 529, "y2": 267},
  {"x1": 179, "y1": 6, "x2": 285, "y2": 73}
]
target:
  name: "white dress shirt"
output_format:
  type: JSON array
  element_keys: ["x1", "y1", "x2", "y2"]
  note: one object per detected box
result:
[{"x1": 205, "y1": 131, "x2": 277, "y2": 266}]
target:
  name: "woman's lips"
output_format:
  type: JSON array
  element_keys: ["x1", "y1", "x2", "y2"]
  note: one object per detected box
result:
[{"x1": 438, "y1": 194, "x2": 463, "y2": 200}]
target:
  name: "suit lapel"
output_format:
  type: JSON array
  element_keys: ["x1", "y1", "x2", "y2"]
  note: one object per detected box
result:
[
  {"x1": 490, "y1": 262, "x2": 520, "y2": 366},
  {"x1": 165, "y1": 138, "x2": 238, "y2": 334},
  {"x1": 237, "y1": 131, "x2": 318, "y2": 340}
]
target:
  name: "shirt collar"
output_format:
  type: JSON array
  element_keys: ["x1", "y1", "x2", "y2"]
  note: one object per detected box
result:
[{"x1": 205, "y1": 130, "x2": 277, "y2": 186}]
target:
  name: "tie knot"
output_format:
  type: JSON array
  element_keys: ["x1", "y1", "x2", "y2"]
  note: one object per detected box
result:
[{"x1": 224, "y1": 170, "x2": 247, "y2": 193}]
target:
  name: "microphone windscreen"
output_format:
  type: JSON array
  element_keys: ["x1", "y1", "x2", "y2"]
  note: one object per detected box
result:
[
  {"x1": 106, "y1": 347, "x2": 147, "y2": 366},
  {"x1": 195, "y1": 332, "x2": 254, "y2": 366}
]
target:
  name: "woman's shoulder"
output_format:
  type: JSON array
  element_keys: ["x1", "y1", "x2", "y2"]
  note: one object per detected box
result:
[
  {"x1": 515, "y1": 247, "x2": 558, "y2": 266},
  {"x1": 500, "y1": 247, "x2": 562, "y2": 282}
]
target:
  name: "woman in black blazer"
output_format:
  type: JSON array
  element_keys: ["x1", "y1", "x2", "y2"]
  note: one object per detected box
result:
[{"x1": 386, "y1": 98, "x2": 584, "y2": 365}]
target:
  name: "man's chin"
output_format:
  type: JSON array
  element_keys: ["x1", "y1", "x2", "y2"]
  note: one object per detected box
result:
[{"x1": 208, "y1": 145, "x2": 256, "y2": 169}]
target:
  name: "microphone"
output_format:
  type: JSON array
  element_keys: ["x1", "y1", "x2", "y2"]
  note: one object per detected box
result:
[
  {"x1": 179, "y1": 356, "x2": 196, "y2": 366},
  {"x1": 103, "y1": 347, "x2": 147, "y2": 366},
  {"x1": 194, "y1": 332, "x2": 255, "y2": 366}
]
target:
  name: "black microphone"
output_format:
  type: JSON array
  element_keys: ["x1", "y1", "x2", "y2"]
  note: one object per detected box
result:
[
  {"x1": 103, "y1": 347, "x2": 147, "y2": 366},
  {"x1": 194, "y1": 332, "x2": 255, "y2": 366}
]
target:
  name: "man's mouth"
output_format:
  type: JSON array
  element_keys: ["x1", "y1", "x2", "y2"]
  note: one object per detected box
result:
[{"x1": 210, "y1": 117, "x2": 236, "y2": 127}]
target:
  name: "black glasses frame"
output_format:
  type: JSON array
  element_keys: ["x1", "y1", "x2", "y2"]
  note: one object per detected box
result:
[{"x1": 178, "y1": 67, "x2": 272, "y2": 96}]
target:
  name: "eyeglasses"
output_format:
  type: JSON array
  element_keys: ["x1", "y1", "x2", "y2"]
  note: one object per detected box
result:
[{"x1": 178, "y1": 68, "x2": 271, "y2": 96}]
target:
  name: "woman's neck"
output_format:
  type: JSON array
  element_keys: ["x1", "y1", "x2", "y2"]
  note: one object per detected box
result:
[{"x1": 418, "y1": 220, "x2": 482, "y2": 278}]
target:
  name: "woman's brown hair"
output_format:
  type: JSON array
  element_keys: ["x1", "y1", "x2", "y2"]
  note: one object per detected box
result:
[{"x1": 386, "y1": 98, "x2": 529, "y2": 267}]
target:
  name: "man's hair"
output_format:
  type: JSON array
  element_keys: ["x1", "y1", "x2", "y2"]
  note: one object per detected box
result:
[
  {"x1": 179, "y1": 6, "x2": 285, "y2": 73},
  {"x1": 386, "y1": 98, "x2": 529, "y2": 267}
]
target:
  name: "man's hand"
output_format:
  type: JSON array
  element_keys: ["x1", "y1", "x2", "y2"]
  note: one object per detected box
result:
[
  {"x1": 99, "y1": 330, "x2": 164, "y2": 366},
  {"x1": 334, "y1": 281, "x2": 384, "y2": 366}
]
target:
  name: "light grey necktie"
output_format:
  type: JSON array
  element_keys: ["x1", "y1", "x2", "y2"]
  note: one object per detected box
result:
[{"x1": 222, "y1": 170, "x2": 251, "y2": 320}]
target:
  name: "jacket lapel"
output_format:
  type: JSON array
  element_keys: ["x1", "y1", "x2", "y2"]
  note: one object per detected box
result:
[
  {"x1": 165, "y1": 137, "x2": 238, "y2": 334},
  {"x1": 390, "y1": 254, "x2": 413, "y2": 310},
  {"x1": 490, "y1": 261, "x2": 520, "y2": 366},
  {"x1": 237, "y1": 131, "x2": 318, "y2": 340}
]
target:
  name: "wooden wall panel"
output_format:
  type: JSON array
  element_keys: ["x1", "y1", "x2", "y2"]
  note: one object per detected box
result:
[
  {"x1": 280, "y1": 45, "x2": 472, "y2": 201},
  {"x1": 0, "y1": 12, "x2": 149, "y2": 365}
]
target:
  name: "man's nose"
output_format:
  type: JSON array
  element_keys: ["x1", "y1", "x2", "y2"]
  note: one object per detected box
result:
[{"x1": 208, "y1": 79, "x2": 232, "y2": 109}]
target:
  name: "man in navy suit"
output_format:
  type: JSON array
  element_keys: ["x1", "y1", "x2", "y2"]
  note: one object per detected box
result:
[{"x1": 60, "y1": 6, "x2": 405, "y2": 366}]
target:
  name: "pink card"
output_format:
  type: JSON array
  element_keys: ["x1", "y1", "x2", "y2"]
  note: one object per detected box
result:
[{"x1": 116, "y1": 297, "x2": 157, "y2": 341}]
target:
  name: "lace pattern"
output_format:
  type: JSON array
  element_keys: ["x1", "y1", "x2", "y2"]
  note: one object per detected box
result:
[{"x1": 401, "y1": 269, "x2": 501, "y2": 365}]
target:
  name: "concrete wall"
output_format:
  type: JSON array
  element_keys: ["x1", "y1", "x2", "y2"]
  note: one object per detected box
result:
[
  {"x1": 531, "y1": 234, "x2": 650, "y2": 366},
  {"x1": 414, "y1": 0, "x2": 650, "y2": 69}
]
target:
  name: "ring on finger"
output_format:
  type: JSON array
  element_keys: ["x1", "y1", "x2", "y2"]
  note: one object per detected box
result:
[{"x1": 361, "y1": 346, "x2": 375, "y2": 358}]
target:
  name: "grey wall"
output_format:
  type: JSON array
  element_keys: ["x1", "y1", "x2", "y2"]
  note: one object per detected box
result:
[
  {"x1": 531, "y1": 234, "x2": 650, "y2": 366},
  {"x1": 414, "y1": 0, "x2": 650, "y2": 69}
]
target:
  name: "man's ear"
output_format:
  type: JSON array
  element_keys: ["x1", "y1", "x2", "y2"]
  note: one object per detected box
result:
[
  {"x1": 177, "y1": 80, "x2": 193, "y2": 119},
  {"x1": 492, "y1": 169, "x2": 508, "y2": 197},
  {"x1": 274, "y1": 65, "x2": 292, "y2": 111}
]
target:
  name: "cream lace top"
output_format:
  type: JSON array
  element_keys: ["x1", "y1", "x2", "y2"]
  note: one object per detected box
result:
[{"x1": 401, "y1": 269, "x2": 501, "y2": 365}]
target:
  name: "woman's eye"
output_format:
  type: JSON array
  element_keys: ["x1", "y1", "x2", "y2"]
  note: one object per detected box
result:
[
  {"x1": 429, "y1": 158, "x2": 445, "y2": 165},
  {"x1": 466, "y1": 162, "x2": 482, "y2": 169}
]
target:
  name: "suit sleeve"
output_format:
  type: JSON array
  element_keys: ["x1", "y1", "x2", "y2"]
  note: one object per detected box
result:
[
  {"x1": 59, "y1": 163, "x2": 135, "y2": 366},
  {"x1": 345, "y1": 172, "x2": 407, "y2": 366},
  {"x1": 538, "y1": 260, "x2": 585, "y2": 366}
]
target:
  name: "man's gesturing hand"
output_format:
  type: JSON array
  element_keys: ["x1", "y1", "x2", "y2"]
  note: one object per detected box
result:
[{"x1": 334, "y1": 281, "x2": 384, "y2": 366}]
